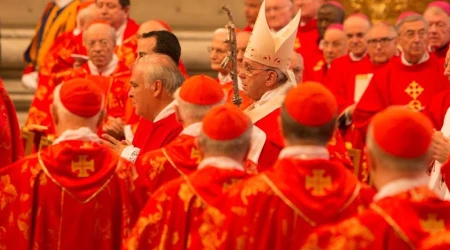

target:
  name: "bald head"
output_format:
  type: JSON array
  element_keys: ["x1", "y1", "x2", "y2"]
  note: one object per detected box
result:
[
  {"x1": 290, "y1": 52, "x2": 304, "y2": 84},
  {"x1": 323, "y1": 28, "x2": 348, "y2": 65},
  {"x1": 209, "y1": 28, "x2": 230, "y2": 74},
  {"x1": 344, "y1": 15, "x2": 371, "y2": 57},
  {"x1": 265, "y1": 0, "x2": 294, "y2": 31},
  {"x1": 77, "y1": 4, "x2": 97, "y2": 31},
  {"x1": 367, "y1": 22, "x2": 397, "y2": 64},
  {"x1": 138, "y1": 20, "x2": 170, "y2": 38},
  {"x1": 237, "y1": 31, "x2": 251, "y2": 68}
]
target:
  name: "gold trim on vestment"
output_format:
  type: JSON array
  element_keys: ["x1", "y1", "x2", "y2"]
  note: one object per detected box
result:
[
  {"x1": 37, "y1": 152, "x2": 118, "y2": 204},
  {"x1": 161, "y1": 147, "x2": 188, "y2": 179},
  {"x1": 370, "y1": 203, "x2": 415, "y2": 249},
  {"x1": 261, "y1": 173, "x2": 316, "y2": 227},
  {"x1": 338, "y1": 184, "x2": 361, "y2": 213}
]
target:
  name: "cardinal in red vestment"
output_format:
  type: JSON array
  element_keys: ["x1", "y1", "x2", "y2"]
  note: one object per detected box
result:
[
  {"x1": 424, "y1": 1, "x2": 450, "y2": 67},
  {"x1": 0, "y1": 79, "x2": 23, "y2": 168},
  {"x1": 102, "y1": 54, "x2": 183, "y2": 163},
  {"x1": 0, "y1": 78, "x2": 143, "y2": 250},
  {"x1": 125, "y1": 104, "x2": 253, "y2": 250},
  {"x1": 353, "y1": 12, "x2": 450, "y2": 144},
  {"x1": 242, "y1": 0, "x2": 262, "y2": 32},
  {"x1": 303, "y1": 107, "x2": 450, "y2": 250},
  {"x1": 26, "y1": 22, "x2": 132, "y2": 139},
  {"x1": 136, "y1": 75, "x2": 226, "y2": 198},
  {"x1": 191, "y1": 83, "x2": 374, "y2": 250},
  {"x1": 22, "y1": 0, "x2": 80, "y2": 89}
]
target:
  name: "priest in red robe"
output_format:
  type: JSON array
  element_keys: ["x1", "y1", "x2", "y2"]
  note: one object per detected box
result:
[
  {"x1": 303, "y1": 107, "x2": 450, "y2": 250},
  {"x1": 0, "y1": 78, "x2": 142, "y2": 250},
  {"x1": 242, "y1": 0, "x2": 262, "y2": 31},
  {"x1": 101, "y1": 54, "x2": 183, "y2": 163},
  {"x1": 136, "y1": 75, "x2": 225, "y2": 198},
  {"x1": 26, "y1": 22, "x2": 131, "y2": 138},
  {"x1": 303, "y1": 1, "x2": 345, "y2": 82},
  {"x1": 424, "y1": 1, "x2": 450, "y2": 67},
  {"x1": 125, "y1": 104, "x2": 253, "y2": 250},
  {"x1": 22, "y1": 0, "x2": 80, "y2": 90},
  {"x1": 290, "y1": 51, "x2": 304, "y2": 84},
  {"x1": 0, "y1": 79, "x2": 23, "y2": 168},
  {"x1": 192, "y1": 83, "x2": 374, "y2": 250},
  {"x1": 353, "y1": 12, "x2": 450, "y2": 143}
]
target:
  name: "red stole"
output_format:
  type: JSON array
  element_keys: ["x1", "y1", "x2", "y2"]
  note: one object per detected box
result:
[
  {"x1": 136, "y1": 134, "x2": 200, "y2": 197},
  {"x1": 305, "y1": 187, "x2": 450, "y2": 250},
  {"x1": 303, "y1": 46, "x2": 326, "y2": 83},
  {"x1": 195, "y1": 158, "x2": 374, "y2": 250},
  {"x1": 124, "y1": 166, "x2": 250, "y2": 250},
  {"x1": 132, "y1": 114, "x2": 183, "y2": 156},
  {"x1": 353, "y1": 54, "x2": 450, "y2": 140},
  {"x1": 295, "y1": 19, "x2": 320, "y2": 73},
  {"x1": 0, "y1": 79, "x2": 24, "y2": 168},
  {"x1": 0, "y1": 140, "x2": 143, "y2": 250}
]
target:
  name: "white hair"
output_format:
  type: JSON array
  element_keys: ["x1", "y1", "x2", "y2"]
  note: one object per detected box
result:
[
  {"x1": 133, "y1": 54, "x2": 185, "y2": 95},
  {"x1": 174, "y1": 88, "x2": 226, "y2": 122},
  {"x1": 198, "y1": 125, "x2": 252, "y2": 158},
  {"x1": 76, "y1": 4, "x2": 96, "y2": 26},
  {"x1": 366, "y1": 125, "x2": 430, "y2": 172},
  {"x1": 52, "y1": 83, "x2": 104, "y2": 122},
  {"x1": 396, "y1": 14, "x2": 428, "y2": 34}
]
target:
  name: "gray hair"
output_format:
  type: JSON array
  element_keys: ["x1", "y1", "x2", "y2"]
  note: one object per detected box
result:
[
  {"x1": 134, "y1": 54, "x2": 185, "y2": 95},
  {"x1": 366, "y1": 126, "x2": 430, "y2": 172},
  {"x1": 198, "y1": 125, "x2": 252, "y2": 159},
  {"x1": 83, "y1": 22, "x2": 116, "y2": 45},
  {"x1": 396, "y1": 14, "x2": 428, "y2": 34},
  {"x1": 267, "y1": 66, "x2": 288, "y2": 84},
  {"x1": 174, "y1": 88, "x2": 225, "y2": 122}
]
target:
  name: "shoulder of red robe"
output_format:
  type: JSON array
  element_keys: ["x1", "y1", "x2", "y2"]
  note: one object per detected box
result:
[
  {"x1": 58, "y1": 78, "x2": 104, "y2": 118},
  {"x1": 202, "y1": 105, "x2": 250, "y2": 141}
]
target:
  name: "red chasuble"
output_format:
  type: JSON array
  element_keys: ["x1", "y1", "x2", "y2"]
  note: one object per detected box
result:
[
  {"x1": 25, "y1": 62, "x2": 131, "y2": 135},
  {"x1": 136, "y1": 134, "x2": 200, "y2": 197},
  {"x1": 131, "y1": 114, "x2": 183, "y2": 155},
  {"x1": 304, "y1": 187, "x2": 450, "y2": 250},
  {"x1": 424, "y1": 88, "x2": 450, "y2": 129},
  {"x1": 0, "y1": 140, "x2": 143, "y2": 250},
  {"x1": 0, "y1": 79, "x2": 24, "y2": 168},
  {"x1": 295, "y1": 19, "x2": 320, "y2": 72},
  {"x1": 193, "y1": 158, "x2": 375, "y2": 250},
  {"x1": 124, "y1": 166, "x2": 250, "y2": 250},
  {"x1": 353, "y1": 55, "x2": 450, "y2": 141},
  {"x1": 303, "y1": 46, "x2": 326, "y2": 83},
  {"x1": 431, "y1": 43, "x2": 449, "y2": 70}
]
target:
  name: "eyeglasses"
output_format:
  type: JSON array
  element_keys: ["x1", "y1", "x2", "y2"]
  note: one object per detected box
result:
[
  {"x1": 207, "y1": 46, "x2": 227, "y2": 55},
  {"x1": 241, "y1": 65, "x2": 271, "y2": 77},
  {"x1": 367, "y1": 37, "x2": 396, "y2": 46}
]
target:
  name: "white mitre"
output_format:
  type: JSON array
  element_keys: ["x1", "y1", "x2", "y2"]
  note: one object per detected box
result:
[{"x1": 244, "y1": 0, "x2": 301, "y2": 83}]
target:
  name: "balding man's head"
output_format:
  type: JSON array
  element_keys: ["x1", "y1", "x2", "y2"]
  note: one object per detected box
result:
[
  {"x1": 83, "y1": 22, "x2": 116, "y2": 68},
  {"x1": 323, "y1": 26, "x2": 348, "y2": 65},
  {"x1": 344, "y1": 14, "x2": 371, "y2": 58},
  {"x1": 290, "y1": 52, "x2": 304, "y2": 84},
  {"x1": 237, "y1": 31, "x2": 252, "y2": 68},
  {"x1": 137, "y1": 20, "x2": 171, "y2": 38},
  {"x1": 77, "y1": 4, "x2": 98, "y2": 31},
  {"x1": 424, "y1": 5, "x2": 450, "y2": 50},
  {"x1": 209, "y1": 28, "x2": 230, "y2": 74}
]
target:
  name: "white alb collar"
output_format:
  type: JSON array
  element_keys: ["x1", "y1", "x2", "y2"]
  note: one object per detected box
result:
[
  {"x1": 115, "y1": 21, "x2": 127, "y2": 45},
  {"x1": 279, "y1": 145, "x2": 330, "y2": 160},
  {"x1": 154, "y1": 100, "x2": 176, "y2": 123},
  {"x1": 401, "y1": 51, "x2": 430, "y2": 66},
  {"x1": 88, "y1": 54, "x2": 118, "y2": 76},
  {"x1": 255, "y1": 80, "x2": 294, "y2": 107},
  {"x1": 373, "y1": 175, "x2": 429, "y2": 202},
  {"x1": 349, "y1": 52, "x2": 366, "y2": 62},
  {"x1": 180, "y1": 122, "x2": 202, "y2": 137},
  {"x1": 197, "y1": 156, "x2": 245, "y2": 171},
  {"x1": 53, "y1": 127, "x2": 101, "y2": 145}
]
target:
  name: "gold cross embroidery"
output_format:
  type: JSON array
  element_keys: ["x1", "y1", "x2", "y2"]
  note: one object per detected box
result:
[
  {"x1": 71, "y1": 155, "x2": 95, "y2": 177},
  {"x1": 420, "y1": 214, "x2": 446, "y2": 234},
  {"x1": 404, "y1": 81, "x2": 424, "y2": 99},
  {"x1": 190, "y1": 148, "x2": 202, "y2": 164},
  {"x1": 305, "y1": 169, "x2": 332, "y2": 196}
]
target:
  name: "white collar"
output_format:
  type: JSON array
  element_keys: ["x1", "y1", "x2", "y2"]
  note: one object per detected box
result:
[
  {"x1": 181, "y1": 122, "x2": 202, "y2": 137},
  {"x1": 401, "y1": 51, "x2": 430, "y2": 66},
  {"x1": 349, "y1": 52, "x2": 366, "y2": 62},
  {"x1": 73, "y1": 28, "x2": 81, "y2": 36},
  {"x1": 279, "y1": 145, "x2": 330, "y2": 160},
  {"x1": 53, "y1": 127, "x2": 101, "y2": 145},
  {"x1": 88, "y1": 54, "x2": 118, "y2": 76},
  {"x1": 197, "y1": 156, "x2": 245, "y2": 171},
  {"x1": 255, "y1": 81, "x2": 293, "y2": 107},
  {"x1": 373, "y1": 175, "x2": 429, "y2": 201},
  {"x1": 154, "y1": 100, "x2": 176, "y2": 123},
  {"x1": 218, "y1": 72, "x2": 232, "y2": 85},
  {"x1": 54, "y1": 0, "x2": 72, "y2": 8},
  {"x1": 115, "y1": 21, "x2": 127, "y2": 45}
]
